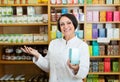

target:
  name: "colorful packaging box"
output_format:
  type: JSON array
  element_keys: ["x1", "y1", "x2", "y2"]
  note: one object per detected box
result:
[
  {"x1": 100, "y1": 11, "x2": 106, "y2": 22},
  {"x1": 113, "y1": 11, "x2": 120, "y2": 21},
  {"x1": 106, "y1": 11, "x2": 113, "y2": 21}
]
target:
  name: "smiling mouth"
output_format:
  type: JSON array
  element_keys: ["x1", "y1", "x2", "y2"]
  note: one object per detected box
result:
[{"x1": 64, "y1": 28, "x2": 71, "y2": 32}]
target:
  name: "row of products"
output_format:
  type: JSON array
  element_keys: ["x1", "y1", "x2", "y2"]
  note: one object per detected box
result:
[
  {"x1": 87, "y1": 0, "x2": 120, "y2": 4},
  {"x1": 0, "y1": 74, "x2": 25, "y2": 82},
  {"x1": 0, "y1": 6, "x2": 40, "y2": 16},
  {"x1": 27, "y1": 73, "x2": 49, "y2": 82},
  {"x1": 50, "y1": 0, "x2": 119, "y2": 5},
  {"x1": 88, "y1": 41, "x2": 119, "y2": 56},
  {"x1": 87, "y1": 75, "x2": 119, "y2": 82},
  {"x1": 50, "y1": 23, "x2": 120, "y2": 40},
  {"x1": 0, "y1": 0, "x2": 48, "y2": 4},
  {"x1": 0, "y1": 33, "x2": 48, "y2": 43},
  {"x1": 0, "y1": 6, "x2": 48, "y2": 24},
  {"x1": 50, "y1": 0, "x2": 84, "y2": 4},
  {"x1": 0, "y1": 15, "x2": 48, "y2": 24},
  {"x1": 2, "y1": 45, "x2": 48, "y2": 60},
  {"x1": 2, "y1": 46, "x2": 32, "y2": 61},
  {"x1": 0, "y1": 73, "x2": 49, "y2": 82},
  {"x1": 51, "y1": 8, "x2": 84, "y2": 22},
  {"x1": 85, "y1": 24, "x2": 120, "y2": 39},
  {"x1": 50, "y1": 25, "x2": 84, "y2": 40},
  {"x1": 87, "y1": 11, "x2": 120, "y2": 22},
  {"x1": 90, "y1": 58, "x2": 119, "y2": 72},
  {"x1": 50, "y1": 30, "x2": 84, "y2": 40}
]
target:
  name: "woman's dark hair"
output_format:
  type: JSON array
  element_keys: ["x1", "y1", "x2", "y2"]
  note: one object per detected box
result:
[{"x1": 57, "y1": 13, "x2": 78, "y2": 32}]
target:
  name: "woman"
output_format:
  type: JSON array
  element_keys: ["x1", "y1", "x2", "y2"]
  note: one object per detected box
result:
[{"x1": 21, "y1": 13, "x2": 90, "y2": 82}]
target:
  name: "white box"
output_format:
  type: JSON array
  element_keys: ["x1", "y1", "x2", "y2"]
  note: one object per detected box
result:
[
  {"x1": 69, "y1": 48, "x2": 80, "y2": 65},
  {"x1": 113, "y1": 28, "x2": 119, "y2": 39}
]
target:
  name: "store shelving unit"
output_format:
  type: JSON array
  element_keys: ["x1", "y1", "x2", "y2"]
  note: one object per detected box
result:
[
  {"x1": 0, "y1": 0, "x2": 120, "y2": 82},
  {"x1": 0, "y1": 1, "x2": 49, "y2": 81}
]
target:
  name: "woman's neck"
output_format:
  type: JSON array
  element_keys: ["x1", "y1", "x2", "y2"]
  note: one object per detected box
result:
[{"x1": 64, "y1": 34, "x2": 75, "y2": 41}]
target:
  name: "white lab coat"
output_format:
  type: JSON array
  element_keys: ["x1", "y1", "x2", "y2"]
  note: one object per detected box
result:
[{"x1": 33, "y1": 36, "x2": 90, "y2": 82}]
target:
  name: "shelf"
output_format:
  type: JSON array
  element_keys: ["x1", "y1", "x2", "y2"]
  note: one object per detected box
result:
[
  {"x1": 0, "y1": 42, "x2": 48, "y2": 45},
  {"x1": 0, "y1": 23, "x2": 48, "y2": 26},
  {"x1": 90, "y1": 56, "x2": 120, "y2": 58},
  {"x1": 86, "y1": 22, "x2": 120, "y2": 24},
  {"x1": 89, "y1": 72, "x2": 120, "y2": 75},
  {"x1": 0, "y1": 4, "x2": 48, "y2": 6},
  {"x1": 50, "y1": 4, "x2": 84, "y2": 7},
  {"x1": 86, "y1": 39, "x2": 120, "y2": 41},
  {"x1": 51, "y1": 22, "x2": 84, "y2": 24},
  {"x1": 0, "y1": 60, "x2": 33, "y2": 64},
  {"x1": 86, "y1": 4, "x2": 120, "y2": 7}
]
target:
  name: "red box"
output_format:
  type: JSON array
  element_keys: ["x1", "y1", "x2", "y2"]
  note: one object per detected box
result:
[
  {"x1": 106, "y1": 11, "x2": 113, "y2": 21},
  {"x1": 104, "y1": 58, "x2": 111, "y2": 72}
]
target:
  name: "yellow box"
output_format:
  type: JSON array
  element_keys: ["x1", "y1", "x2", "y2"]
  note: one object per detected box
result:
[
  {"x1": 89, "y1": 46, "x2": 93, "y2": 56},
  {"x1": 38, "y1": 0, "x2": 41, "y2": 3},
  {"x1": 100, "y1": 11, "x2": 106, "y2": 22},
  {"x1": 8, "y1": 0, "x2": 14, "y2": 4},
  {"x1": 85, "y1": 24, "x2": 92, "y2": 39},
  {"x1": 3, "y1": 0, "x2": 8, "y2": 4},
  {"x1": 51, "y1": 31, "x2": 56, "y2": 40},
  {"x1": 21, "y1": 0, "x2": 26, "y2": 4},
  {"x1": 114, "y1": 0, "x2": 119, "y2": 4},
  {"x1": 41, "y1": 0, "x2": 48, "y2": 3},
  {"x1": 92, "y1": 0, "x2": 98, "y2": 4},
  {"x1": 99, "y1": 0, "x2": 105, "y2": 4},
  {"x1": 15, "y1": 0, "x2": 20, "y2": 4}
]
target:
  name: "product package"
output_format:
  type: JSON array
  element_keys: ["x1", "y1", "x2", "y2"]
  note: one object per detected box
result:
[{"x1": 69, "y1": 48, "x2": 80, "y2": 65}]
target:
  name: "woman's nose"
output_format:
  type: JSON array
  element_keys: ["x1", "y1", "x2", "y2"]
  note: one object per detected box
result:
[{"x1": 64, "y1": 24, "x2": 68, "y2": 28}]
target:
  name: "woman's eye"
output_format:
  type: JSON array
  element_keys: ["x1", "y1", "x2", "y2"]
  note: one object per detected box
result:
[
  {"x1": 60, "y1": 23, "x2": 64, "y2": 26},
  {"x1": 67, "y1": 22, "x2": 72, "y2": 24}
]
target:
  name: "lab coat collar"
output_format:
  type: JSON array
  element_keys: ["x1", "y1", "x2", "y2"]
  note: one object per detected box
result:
[{"x1": 61, "y1": 36, "x2": 78, "y2": 45}]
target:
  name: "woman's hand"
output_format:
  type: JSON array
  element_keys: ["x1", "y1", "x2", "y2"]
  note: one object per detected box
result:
[
  {"x1": 67, "y1": 59, "x2": 79, "y2": 75},
  {"x1": 21, "y1": 46, "x2": 40, "y2": 59}
]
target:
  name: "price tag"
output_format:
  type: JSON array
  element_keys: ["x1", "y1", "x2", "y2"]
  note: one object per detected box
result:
[{"x1": 97, "y1": 38, "x2": 110, "y2": 44}]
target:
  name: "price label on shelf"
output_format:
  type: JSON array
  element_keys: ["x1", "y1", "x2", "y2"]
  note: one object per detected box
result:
[{"x1": 97, "y1": 38, "x2": 110, "y2": 44}]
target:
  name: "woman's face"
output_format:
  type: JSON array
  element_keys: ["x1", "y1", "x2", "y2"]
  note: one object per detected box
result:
[{"x1": 59, "y1": 16, "x2": 75, "y2": 39}]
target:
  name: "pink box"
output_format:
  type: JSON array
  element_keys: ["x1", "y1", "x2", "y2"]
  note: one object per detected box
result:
[
  {"x1": 93, "y1": 11, "x2": 99, "y2": 22},
  {"x1": 113, "y1": 11, "x2": 120, "y2": 21},
  {"x1": 86, "y1": 11, "x2": 93, "y2": 22},
  {"x1": 106, "y1": 11, "x2": 113, "y2": 22}
]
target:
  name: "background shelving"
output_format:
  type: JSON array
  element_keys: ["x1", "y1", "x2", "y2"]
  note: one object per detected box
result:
[
  {"x1": 0, "y1": 0, "x2": 120, "y2": 82},
  {"x1": 0, "y1": 0, "x2": 49, "y2": 81}
]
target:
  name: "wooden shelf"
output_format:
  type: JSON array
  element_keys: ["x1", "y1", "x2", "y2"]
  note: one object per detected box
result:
[
  {"x1": 51, "y1": 22, "x2": 84, "y2": 24},
  {"x1": 0, "y1": 42, "x2": 48, "y2": 45},
  {"x1": 0, "y1": 23, "x2": 48, "y2": 26},
  {"x1": 86, "y1": 4, "x2": 120, "y2": 7},
  {"x1": 86, "y1": 22, "x2": 120, "y2": 24},
  {"x1": 89, "y1": 72, "x2": 120, "y2": 75},
  {"x1": 0, "y1": 4, "x2": 48, "y2": 6},
  {"x1": 90, "y1": 56, "x2": 120, "y2": 58},
  {"x1": 0, "y1": 60, "x2": 33, "y2": 64},
  {"x1": 86, "y1": 39, "x2": 120, "y2": 41},
  {"x1": 50, "y1": 4, "x2": 84, "y2": 7}
]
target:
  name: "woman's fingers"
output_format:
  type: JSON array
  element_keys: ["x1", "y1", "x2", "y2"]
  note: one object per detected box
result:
[
  {"x1": 21, "y1": 47, "x2": 27, "y2": 53},
  {"x1": 24, "y1": 46, "x2": 30, "y2": 53},
  {"x1": 21, "y1": 46, "x2": 32, "y2": 54}
]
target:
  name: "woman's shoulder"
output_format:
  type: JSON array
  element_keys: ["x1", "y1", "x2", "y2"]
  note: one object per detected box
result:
[
  {"x1": 76, "y1": 38, "x2": 88, "y2": 47},
  {"x1": 49, "y1": 38, "x2": 62, "y2": 44}
]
